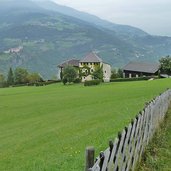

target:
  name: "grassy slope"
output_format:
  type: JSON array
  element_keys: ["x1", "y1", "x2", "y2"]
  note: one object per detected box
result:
[
  {"x1": 138, "y1": 107, "x2": 171, "y2": 171},
  {"x1": 0, "y1": 79, "x2": 171, "y2": 171}
]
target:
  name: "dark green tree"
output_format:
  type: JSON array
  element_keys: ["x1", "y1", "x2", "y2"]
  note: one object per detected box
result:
[
  {"x1": 62, "y1": 77, "x2": 67, "y2": 85},
  {"x1": 60, "y1": 71, "x2": 63, "y2": 80},
  {"x1": 92, "y1": 65, "x2": 103, "y2": 80},
  {"x1": 63, "y1": 66, "x2": 78, "y2": 84},
  {"x1": 117, "y1": 68, "x2": 123, "y2": 78},
  {"x1": 14, "y1": 68, "x2": 29, "y2": 84},
  {"x1": 27, "y1": 73, "x2": 43, "y2": 83},
  {"x1": 7, "y1": 67, "x2": 14, "y2": 86},
  {"x1": 111, "y1": 69, "x2": 118, "y2": 79},
  {"x1": 159, "y1": 55, "x2": 171, "y2": 74},
  {"x1": 0, "y1": 73, "x2": 6, "y2": 88},
  {"x1": 0, "y1": 73, "x2": 4, "y2": 82}
]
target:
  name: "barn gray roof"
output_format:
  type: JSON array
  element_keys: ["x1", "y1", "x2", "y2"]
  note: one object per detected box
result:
[
  {"x1": 80, "y1": 52, "x2": 103, "y2": 63},
  {"x1": 123, "y1": 61, "x2": 160, "y2": 73},
  {"x1": 58, "y1": 59, "x2": 79, "y2": 68}
]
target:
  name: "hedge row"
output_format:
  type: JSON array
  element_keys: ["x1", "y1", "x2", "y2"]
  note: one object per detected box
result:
[
  {"x1": 84, "y1": 80, "x2": 101, "y2": 86},
  {"x1": 110, "y1": 76, "x2": 159, "y2": 82},
  {"x1": 0, "y1": 80, "x2": 61, "y2": 88},
  {"x1": 0, "y1": 82, "x2": 8, "y2": 88},
  {"x1": 73, "y1": 78, "x2": 82, "y2": 84},
  {"x1": 27, "y1": 80, "x2": 61, "y2": 86}
]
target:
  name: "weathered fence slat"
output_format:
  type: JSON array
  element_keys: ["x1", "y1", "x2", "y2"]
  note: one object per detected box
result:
[
  {"x1": 120, "y1": 124, "x2": 132, "y2": 171},
  {"x1": 126, "y1": 118, "x2": 138, "y2": 171},
  {"x1": 108, "y1": 138, "x2": 119, "y2": 171},
  {"x1": 91, "y1": 157, "x2": 101, "y2": 171},
  {"x1": 113, "y1": 130, "x2": 126, "y2": 171},
  {"x1": 131, "y1": 114, "x2": 142, "y2": 170},
  {"x1": 101, "y1": 148, "x2": 110, "y2": 171}
]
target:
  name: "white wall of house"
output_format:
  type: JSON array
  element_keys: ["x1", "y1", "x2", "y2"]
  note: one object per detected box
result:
[
  {"x1": 57, "y1": 68, "x2": 61, "y2": 80},
  {"x1": 81, "y1": 75, "x2": 93, "y2": 82},
  {"x1": 103, "y1": 63, "x2": 111, "y2": 82}
]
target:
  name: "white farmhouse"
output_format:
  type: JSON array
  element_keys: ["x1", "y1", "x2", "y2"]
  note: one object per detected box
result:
[{"x1": 58, "y1": 52, "x2": 111, "y2": 82}]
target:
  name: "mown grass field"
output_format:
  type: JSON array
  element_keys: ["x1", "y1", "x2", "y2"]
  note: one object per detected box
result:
[{"x1": 0, "y1": 79, "x2": 171, "y2": 171}]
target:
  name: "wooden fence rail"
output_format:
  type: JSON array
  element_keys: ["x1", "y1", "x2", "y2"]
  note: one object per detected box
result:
[{"x1": 85, "y1": 89, "x2": 171, "y2": 171}]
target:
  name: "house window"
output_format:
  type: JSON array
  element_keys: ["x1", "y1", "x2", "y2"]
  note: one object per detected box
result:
[
  {"x1": 105, "y1": 71, "x2": 106, "y2": 73},
  {"x1": 94, "y1": 63, "x2": 96, "y2": 65},
  {"x1": 91, "y1": 69, "x2": 93, "y2": 72},
  {"x1": 90, "y1": 63, "x2": 92, "y2": 65},
  {"x1": 87, "y1": 63, "x2": 88, "y2": 65}
]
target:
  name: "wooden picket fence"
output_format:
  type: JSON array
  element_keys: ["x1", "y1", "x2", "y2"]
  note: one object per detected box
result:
[{"x1": 85, "y1": 89, "x2": 171, "y2": 171}]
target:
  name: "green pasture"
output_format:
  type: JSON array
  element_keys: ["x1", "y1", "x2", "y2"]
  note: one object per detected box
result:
[{"x1": 0, "y1": 79, "x2": 171, "y2": 171}]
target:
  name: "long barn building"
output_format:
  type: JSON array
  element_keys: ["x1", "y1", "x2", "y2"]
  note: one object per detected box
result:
[{"x1": 123, "y1": 61, "x2": 160, "y2": 78}]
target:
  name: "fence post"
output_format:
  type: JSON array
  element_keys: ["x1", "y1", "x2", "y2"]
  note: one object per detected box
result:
[{"x1": 85, "y1": 147, "x2": 95, "y2": 171}]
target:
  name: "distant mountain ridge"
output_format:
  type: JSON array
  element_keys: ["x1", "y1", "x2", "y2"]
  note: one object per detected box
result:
[
  {"x1": 0, "y1": 0, "x2": 171, "y2": 78},
  {"x1": 36, "y1": 0, "x2": 148, "y2": 38}
]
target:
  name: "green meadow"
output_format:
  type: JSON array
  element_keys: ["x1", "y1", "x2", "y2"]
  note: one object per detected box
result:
[{"x1": 0, "y1": 79, "x2": 171, "y2": 171}]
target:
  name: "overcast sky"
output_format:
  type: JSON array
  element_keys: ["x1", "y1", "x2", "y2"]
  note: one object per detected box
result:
[{"x1": 52, "y1": 0, "x2": 171, "y2": 36}]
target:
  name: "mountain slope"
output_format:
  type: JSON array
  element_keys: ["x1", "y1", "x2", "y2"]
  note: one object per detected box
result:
[
  {"x1": 36, "y1": 0, "x2": 148, "y2": 38},
  {"x1": 0, "y1": 0, "x2": 171, "y2": 78}
]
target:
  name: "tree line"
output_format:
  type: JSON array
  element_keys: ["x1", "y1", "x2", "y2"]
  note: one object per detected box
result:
[
  {"x1": 1, "y1": 55, "x2": 171, "y2": 87},
  {"x1": 0, "y1": 67, "x2": 43, "y2": 88}
]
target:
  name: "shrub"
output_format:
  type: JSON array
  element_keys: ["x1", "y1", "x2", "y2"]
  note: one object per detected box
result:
[
  {"x1": 27, "y1": 73, "x2": 43, "y2": 83},
  {"x1": 73, "y1": 78, "x2": 81, "y2": 84},
  {"x1": 63, "y1": 66, "x2": 78, "y2": 84},
  {"x1": 84, "y1": 80, "x2": 101, "y2": 86},
  {"x1": 35, "y1": 82, "x2": 44, "y2": 86},
  {"x1": 27, "y1": 80, "x2": 61, "y2": 86},
  {"x1": 110, "y1": 76, "x2": 159, "y2": 82},
  {"x1": 92, "y1": 65, "x2": 103, "y2": 80},
  {"x1": 0, "y1": 82, "x2": 8, "y2": 88},
  {"x1": 62, "y1": 77, "x2": 67, "y2": 85},
  {"x1": 14, "y1": 68, "x2": 29, "y2": 84},
  {"x1": 0, "y1": 73, "x2": 7, "y2": 88},
  {"x1": 44, "y1": 80, "x2": 61, "y2": 85},
  {"x1": 11, "y1": 84, "x2": 26, "y2": 87},
  {"x1": 7, "y1": 67, "x2": 14, "y2": 86},
  {"x1": 159, "y1": 55, "x2": 171, "y2": 74}
]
